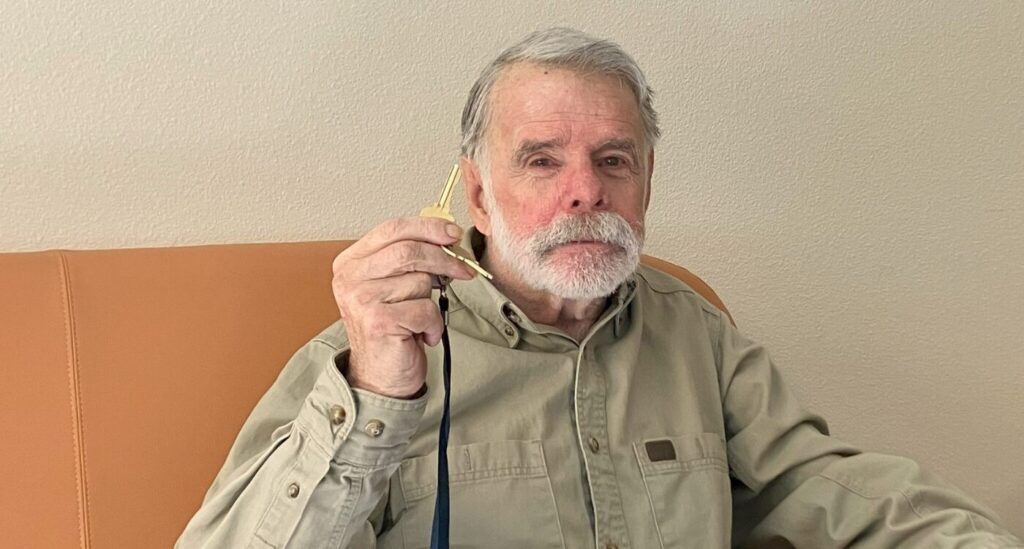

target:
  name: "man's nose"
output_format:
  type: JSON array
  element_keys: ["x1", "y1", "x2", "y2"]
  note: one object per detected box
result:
[{"x1": 562, "y1": 163, "x2": 607, "y2": 212}]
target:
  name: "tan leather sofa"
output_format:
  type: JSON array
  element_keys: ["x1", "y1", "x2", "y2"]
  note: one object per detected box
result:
[{"x1": 0, "y1": 240, "x2": 730, "y2": 548}]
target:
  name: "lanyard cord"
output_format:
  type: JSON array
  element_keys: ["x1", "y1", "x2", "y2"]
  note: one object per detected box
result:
[{"x1": 429, "y1": 285, "x2": 452, "y2": 549}]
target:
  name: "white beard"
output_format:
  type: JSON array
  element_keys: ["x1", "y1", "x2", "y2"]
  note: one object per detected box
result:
[{"x1": 485, "y1": 193, "x2": 645, "y2": 299}]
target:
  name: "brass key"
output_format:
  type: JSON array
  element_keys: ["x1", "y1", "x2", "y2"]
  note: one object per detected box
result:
[
  {"x1": 419, "y1": 165, "x2": 459, "y2": 221},
  {"x1": 420, "y1": 165, "x2": 493, "y2": 280}
]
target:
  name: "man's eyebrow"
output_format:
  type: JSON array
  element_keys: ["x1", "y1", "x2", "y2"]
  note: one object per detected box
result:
[
  {"x1": 593, "y1": 138, "x2": 639, "y2": 159},
  {"x1": 512, "y1": 138, "x2": 564, "y2": 165}
]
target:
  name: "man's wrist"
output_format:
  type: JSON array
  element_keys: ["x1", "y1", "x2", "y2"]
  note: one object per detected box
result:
[{"x1": 334, "y1": 351, "x2": 426, "y2": 400}]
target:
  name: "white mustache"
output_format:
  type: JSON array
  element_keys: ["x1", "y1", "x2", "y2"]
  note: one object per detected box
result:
[{"x1": 529, "y1": 212, "x2": 643, "y2": 256}]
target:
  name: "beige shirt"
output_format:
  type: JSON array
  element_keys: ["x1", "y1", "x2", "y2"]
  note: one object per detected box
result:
[{"x1": 177, "y1": 230, "x2": 1021, "y2": 548}]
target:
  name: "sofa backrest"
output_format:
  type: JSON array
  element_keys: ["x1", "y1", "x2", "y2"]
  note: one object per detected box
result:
[{"x1": 0, "y1": 240, "x2": 730, "y2": 548}]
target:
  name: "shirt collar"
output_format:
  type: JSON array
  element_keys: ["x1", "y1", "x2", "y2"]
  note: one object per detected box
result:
[{"x1": 448, "y1": 227, "x2": 638, "y2": 347}]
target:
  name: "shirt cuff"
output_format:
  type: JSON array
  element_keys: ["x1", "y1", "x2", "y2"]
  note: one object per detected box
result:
[{"x1": 295, "y1": 345, "x2": 428, "y2": 468}]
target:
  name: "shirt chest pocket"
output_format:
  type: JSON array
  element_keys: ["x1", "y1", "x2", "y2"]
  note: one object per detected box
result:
[
  {"x1": 634, "y1": 433, "x2": 732, "y2": 548},
  {"x1": 384, "y1": 439, "x2": 565, "y2": 549}
]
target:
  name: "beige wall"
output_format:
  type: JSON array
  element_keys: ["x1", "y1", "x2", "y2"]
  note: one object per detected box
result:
[{"x1": 2, "y1": 1, "x2": 1021, "y2": 534}]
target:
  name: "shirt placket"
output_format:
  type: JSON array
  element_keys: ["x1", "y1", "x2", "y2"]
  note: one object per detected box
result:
[{"x1": 574, "y1": 342, "x2": 631, "y2": 549}]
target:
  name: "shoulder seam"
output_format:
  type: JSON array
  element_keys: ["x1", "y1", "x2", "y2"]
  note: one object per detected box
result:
[
  {"x1": 636, "y1": 268, "x2": 728, "y2": 323},
  {"x1": 635, "y1": 268, "x2": 693, "y2": 296}
]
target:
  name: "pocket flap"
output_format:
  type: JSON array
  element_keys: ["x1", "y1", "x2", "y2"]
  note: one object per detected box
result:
[
  {"x1": 399, "y1": 439, "x2": 547, "y2": 502},
  {"x1": 634, "y1": 433, "x2": 727, "y2": 475}
]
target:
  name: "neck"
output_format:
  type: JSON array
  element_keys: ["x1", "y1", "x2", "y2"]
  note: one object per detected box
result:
[{"x1": 480, "y1": 245, "x2": 608, "y2": 341}]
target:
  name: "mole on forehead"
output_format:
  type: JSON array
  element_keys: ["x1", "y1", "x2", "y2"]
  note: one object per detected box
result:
[
  {"x1": 499, "y1": 61, "x2": 620, "y2": 82},
  {"x1": 493, "y1": 64, "x2": 626, "y2": 100}
]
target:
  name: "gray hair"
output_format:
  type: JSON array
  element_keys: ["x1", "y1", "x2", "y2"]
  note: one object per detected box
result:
[{"x1": 460, "y1": 27, "x2": 661, "y2": 161}]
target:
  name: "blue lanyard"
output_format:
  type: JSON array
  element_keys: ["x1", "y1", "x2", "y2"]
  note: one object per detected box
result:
[{"x1": 429, "y1": 287, "x2": 452, "y2": 548}]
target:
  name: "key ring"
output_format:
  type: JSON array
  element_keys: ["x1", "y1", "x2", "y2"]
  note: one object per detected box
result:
[{"x1": 431, "y1": 274, "x2": 451, "y2": 290}]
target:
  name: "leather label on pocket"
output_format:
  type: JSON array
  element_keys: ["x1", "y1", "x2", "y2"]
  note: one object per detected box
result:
[{"x1": 645, "y1": 439, "x2": 677, "y2": 462}]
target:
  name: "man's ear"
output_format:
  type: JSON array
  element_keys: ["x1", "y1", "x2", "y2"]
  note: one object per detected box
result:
[
  {"x1": 643, "y1": 148, "x2": 655, "y2": 210},
  {"x1": 460, "y1": 155, "x2": 493, "y2": 236}
]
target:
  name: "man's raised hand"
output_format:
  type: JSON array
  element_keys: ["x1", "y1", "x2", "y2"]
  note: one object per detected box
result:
[{"x1": 331, "y1": 217, "x2": 476, "y2": 398}]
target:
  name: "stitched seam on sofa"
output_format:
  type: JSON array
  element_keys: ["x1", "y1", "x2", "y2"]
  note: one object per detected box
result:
[{"x1": 59, "y1": 251, "x2": 91, "y2": 549}]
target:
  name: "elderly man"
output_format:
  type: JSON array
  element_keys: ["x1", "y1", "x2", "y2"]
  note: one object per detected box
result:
[{"x1": 178, "y1": 28, "x2": 1020, "y2": 548}]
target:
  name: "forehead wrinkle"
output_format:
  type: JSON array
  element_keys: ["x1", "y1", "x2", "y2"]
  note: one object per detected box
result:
[
  {"x1": 536, "y1": 111, "x2": 635, "y2": 125},
  {"x1": 495, "y1": 78, "x2": 638, "y2": 125},
  {"x1": 513, "y1": 121, "x2": 637, "y2": 153},
  {"x1": 488, "y1": 65, "x2": 646, "y2": 159}
]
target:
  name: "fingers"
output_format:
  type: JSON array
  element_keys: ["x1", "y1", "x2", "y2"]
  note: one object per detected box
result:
[
  {"x1": 350, "y1": 272, "x2": 435, "y2": 305},
  {"x1": 331, "y1": 215, "x2": 472, "y2": 364},
  {"x1": 361, "y1": 298, "x2": 444, "y2": 346},
  {"x1": 335, "y1": 272, "x2": 446, "y2": 346},
  {"x1": 345, "y1": 216, "x2": 464, "y2": 259},
  {"x1": 356, "y1": 240, "x2": 475, "y2": 281}
]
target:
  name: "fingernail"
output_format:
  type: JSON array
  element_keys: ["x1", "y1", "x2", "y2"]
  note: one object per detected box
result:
[{"x1": 446, "y1": 224, "x2": 463, "y2": 239}]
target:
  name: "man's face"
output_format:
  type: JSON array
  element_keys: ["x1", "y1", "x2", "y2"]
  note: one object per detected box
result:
[{"x1": 466, "y1": 63, "x2": 652, "y2": 299}]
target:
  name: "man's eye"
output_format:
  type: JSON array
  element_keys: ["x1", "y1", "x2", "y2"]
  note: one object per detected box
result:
[
  {"x1": 600, "y1": 157, "x2": 627, "y2": 168},
  {"x1": 530, "y1": 157, "x2": 552, "y2": 167}
]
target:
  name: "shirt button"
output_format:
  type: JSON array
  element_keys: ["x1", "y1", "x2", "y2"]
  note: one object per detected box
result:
[
  {"x1": 588, "y1": 436, "x2": 600, "y2": 453},
  {"x1": 329, "y1": 405, "x2": 347, "y2": 426},
  {"x1": 503, "y1": 325, "x2": 515, "y2": 337},
  {"x1": 365, "y1": 419, "x2": 385, "y2": 437},
  {"x1": 286, "y1": 482, "x2": 300, "y2": 498}
]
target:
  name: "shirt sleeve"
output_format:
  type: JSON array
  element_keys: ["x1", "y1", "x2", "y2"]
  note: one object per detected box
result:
[
  {"x1": 175, "y1": 321, "x2": 427, "y2": 548},
  {"x1": 714, "y1": 313, "x2": 1023, "y2": 547}
]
